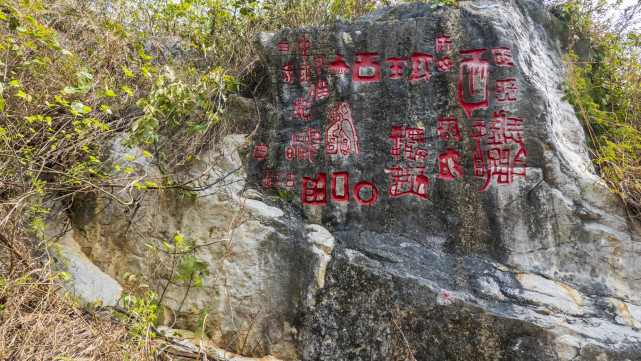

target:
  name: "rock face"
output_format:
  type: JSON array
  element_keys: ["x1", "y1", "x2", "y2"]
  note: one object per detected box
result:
[
  {"x1": 52, "y1": 0, "x2": 641, "y2": 360},
  {"x1": 248, "y1": 0, "x2": 641, "y2": 359},
  {"x1": 55, "y1": 134, "x2": 335, "y2": 359}
]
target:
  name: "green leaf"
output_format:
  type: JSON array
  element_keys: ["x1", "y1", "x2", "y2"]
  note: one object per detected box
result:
[
  {"x1": 0, "y1": 97, "x2": 4, "y2": 111},
  {"x1": 70, "y1": 101, "x2": 91, "y2": 114},
  {"x1": 105, "y1": 89, "x2": 116, "y2": 97},
  {"x1": 122, "y1": 66, "x2": 134, "y2": 77}
]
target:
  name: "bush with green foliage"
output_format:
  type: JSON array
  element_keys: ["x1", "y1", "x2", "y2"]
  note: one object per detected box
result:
[{"x1": 544, "y1": 0, "x2": 641, "y2": 217}]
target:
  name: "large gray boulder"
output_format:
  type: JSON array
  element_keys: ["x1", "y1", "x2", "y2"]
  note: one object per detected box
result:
[
  {"x1": 249, "y1": 0, "x2": 641, "y2": 359},
  {"x1": 51, "y1": 1, "x2": 641, "y2": 360}
]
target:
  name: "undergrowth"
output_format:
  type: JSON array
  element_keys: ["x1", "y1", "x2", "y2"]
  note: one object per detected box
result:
[
  {"x1": 545, "y1": 0, "x2": 641, "y2": 217},
  {"x1": 0, "y1": 0, "x2": 402, "y2": 359}
]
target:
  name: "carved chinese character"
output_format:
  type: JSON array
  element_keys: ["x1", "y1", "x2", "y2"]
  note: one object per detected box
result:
[
  {"x1": 262, "y1": 169, "x2": 273, "y2": 187},
  {"x1": 298, "y1": 35, "x2": 310, "y2": 62},
  {"x1": 476, "y1": 111, "x2": 527, "y2": 191},
  {"x1": 286, "y1": 128, "x2": 321, "y2": 163},
  {"x1": 436, "y1": 119, "x2": 460, "y2": 141},
  {"x1": 386, "y1": 57, "x2": 408, "y2": 79},
  {"x1": 326, "y1": 101, "x2": 359, "y2": 156},
  {"x1": 353, "y1": 53, "x2": 381, "y2": 82},
  {"x1": 299, "y1": 63, "x2": 312, "y2": 83},
  {"x1": 388, "y1": 126, "x2": 429, "y2": 161},
  {"x1": 435, "y1": 36, "x2": 452, "y2": 53},
  {"x1": 438, "y1": 148, "x2": 463, "y2": 180},
  {"x1": 285, "y1": 174, "x2": 295, "y2": 188},
  {"x1": 331, "y1": 172, "x2": 350, "y2": 203},
  {"x1": 293, "y1": 97, "x2": 311, "y2": 121},
  {"x1": 437, "y1": 57, "x2": 456, "y2": 72},
  {"x1": 408, "y1": 53, "x2": 434, "y2": 82},
  {"x1": 253, "y1": 143, "x2": 268, "y2": 159},
  {"x1": 471, "y1": 119, "x2": 487, "y2": 178},
  {"x1": 302, "y1": 173, "x2": 327, "y2": 205},
  {"x1": 492, "y1": 47, "x2": 514, "y2": 67},
  {"x1": 494, "y1": 79, "x2": 517, "y2": 102},
  {"x1": 313, "y1": 56, "x2": 326, "y2": 74},
  {"x1": 315, "y1": 79, "x2": 329, "y2": 99},
  {"x1": 330, "y1": 54, "x2": 350, "y2": 75},
  {"x1": 282, "y1": 62, "x2": 295, "y2": 83},
  {"x1": 479, "y1": 149, "x2": 511, "y2": 191},
  {"x1": 277, "y1": 41, "x2": 289, "y2": 53},
  {"x1": 353, "y1": 181, "x2": 378, "y2": 205},
  {"x1": 504, "y1": 116, "x2": 525, "y2": 146},
  {"x1": 458, "y1": 49, "x2": 489, "y2": 118},
  {"x1": 386, "y1": 166, "x2": 429, "y2": 199}
]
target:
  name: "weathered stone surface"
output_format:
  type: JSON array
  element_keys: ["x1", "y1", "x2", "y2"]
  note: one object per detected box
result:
[
  {"x1": 58, "y1": 238, "x2": 123, "y2": 306},
  {"x1": 249, "y1": 0, "x2": 641, "y2": 359},
  {"x1": 57, "y1": 134, "x2": 334, "y2": 358},
  {"x1": 49, "y1": 0, "x2": 641, "y2": 360}
]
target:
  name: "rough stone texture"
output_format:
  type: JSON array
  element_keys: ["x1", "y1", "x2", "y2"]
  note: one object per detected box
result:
[
  {"x1": 49, "y1": 1, "x2": 641, "y2": 360},
  {"x1": 249, "y1": 0, "x2": 641, "y2": 359},
  {"x1": 54, "y1": 134, "x2": 334, "y2": 358},
  {"x1": 141, "y1": 36, "x2": 196, "y2": 64},
  {"x1": 57, "y1": 236, "x2": 123, "y2": 306}
]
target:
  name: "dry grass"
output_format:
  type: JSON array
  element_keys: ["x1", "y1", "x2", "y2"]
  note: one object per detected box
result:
[{"x1": 0, "y1": 232, "x2": 229, "y2": 361}]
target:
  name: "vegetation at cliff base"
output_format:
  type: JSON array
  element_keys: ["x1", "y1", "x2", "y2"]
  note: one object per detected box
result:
[
  {"x1": 0, "y1": 0, "x2": 395, "y2": 359},
  {"x1": 546, "y1": 0, "x2": 641, "y2": 217},
  {"x1": 0, "y1": 0, "x2": 639, "y2": 359}
]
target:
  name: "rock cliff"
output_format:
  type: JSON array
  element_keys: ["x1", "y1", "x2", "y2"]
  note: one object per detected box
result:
[{"x1": 49, "y1": 0, "x2": 641, "y2": 360}]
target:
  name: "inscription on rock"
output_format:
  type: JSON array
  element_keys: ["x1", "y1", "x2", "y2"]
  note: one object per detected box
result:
[{"x1": 252, "y1": 16, "x2": 534, "y2": 237}]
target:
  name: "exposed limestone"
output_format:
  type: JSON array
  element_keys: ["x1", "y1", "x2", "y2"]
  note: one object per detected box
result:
[
  {"x1": 48, "y1": 0, "x2": 641, "y2": 360},
  {"x1": 250, "y1": 0, "x2": 641, "y2": 359}
]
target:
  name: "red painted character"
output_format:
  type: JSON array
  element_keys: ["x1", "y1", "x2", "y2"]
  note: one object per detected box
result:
[
  {"x1": 285, "y1": 174, "x2": 295, "y2": 188},
  {"x1": 313, "y1": 56, "x2": 326, "y2": 74},
  {"x1": 458, "y1": 49, "x2": 489, "y2": 118},
  {"x1": 438, "y1": 148, "x2": 463, "y2": 180},
  {"x1": 386, "y1": 166, "x2": 429, "y2": 199},
  {"x1": 277, "y1": 41, "x2": 289, "y2": 53},
  {"x1": 471, "y1": 119, "x2": 487, "y2": 178},
  {"x1": 408, "y1": 53, "x2": 434, "y2": 82},
  {"x1": 386, "y1": 58, "x2": 408, "y2": 79},
  {"x1": 286, "y1": 128, "x2": 321, "y2": 163},
  {"x1": 302, "y1": 173, "x2": 327, "y2": 205},
  {"x1": 435, "y1": 36, "x2": 452, "y2": 53},
  {"x1": 353, "y1": 53, "x2": 381, "y2": 82},
  {"x1": 298, "y1": 35, "x2": 310, "y2": 62},
  {"x1": 282, "y1": 62, "x2": 295, "y2": 83},
  {"x1": 331, "y1": 172, "x2": 350, "y2": 203},
  {"x1": 326, "y1": 102, "x2": 360, "y2": 156},
  {"x1": 299, "y1": 63, "x2": 312, "y2": 83},
  {"x1": 293, "y1": 97, "x2": 311, "y2": 121},
  {"x1": 315, "y1": 79, "x2": 329, "y2": 99},
  {"x1": 253, "y1": 143, "x2": 268, "y2": 159},
  {"x1": 494, "y1": 79, "x2": 517, "y2": 102},
  {"x1": 492, "y1": 47, "x2": 514, "y2": 67},
  {"x1": 437, "y1": 119, "x2": 460, "y2": 141},
  {"x1": 478, "y1": 111, "x2": 527, "y2": 191},
  {"x1": 437, "y1": 57, "x2": 456, "y2": 72},
  {"x1": 388, "y1": 126, "x2": 429, "y2": 161},
  {"x1": 330, "y1": 54, "x2": 350, "y2": 75},
  {"x1": 353, "y1": 181, "x2": 378, "y2": 206},
  {"x1": 262, "y1": 169, "x2": 273, "y2": 187}
]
